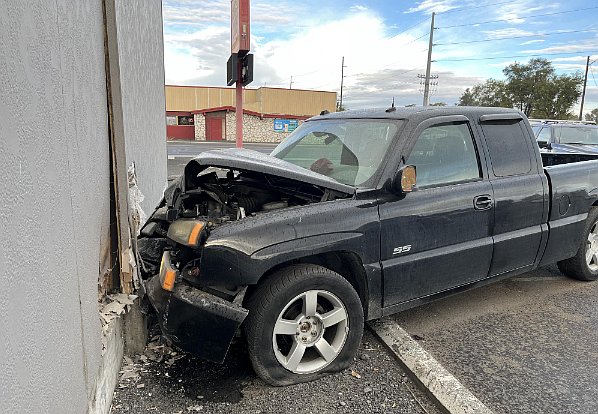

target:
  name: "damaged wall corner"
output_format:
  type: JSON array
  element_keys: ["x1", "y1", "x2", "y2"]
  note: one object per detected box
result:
[{"x1": 92, "y1": 0, "x2": 167, "y2": 412}]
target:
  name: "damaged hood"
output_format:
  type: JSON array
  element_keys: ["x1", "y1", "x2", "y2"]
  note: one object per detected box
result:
[{"x1": 184, "y1": 148, "x2": 356, "y2": 195}]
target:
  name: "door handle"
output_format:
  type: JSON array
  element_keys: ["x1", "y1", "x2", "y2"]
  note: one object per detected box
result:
[{"x1": 474, "y1": 195, "x2": 493, "y2": 210}]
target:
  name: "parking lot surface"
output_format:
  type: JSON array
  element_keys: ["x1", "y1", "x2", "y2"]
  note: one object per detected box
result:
[
  {"x1": 112, "y1": 329, "x2": 441, "y2": 414},
  {"x1": 393, "y1": 264, "x2": 598, "y2": 414},
  {"x1": 167, "y1": 141, "x2": 278, "y2": 180}
]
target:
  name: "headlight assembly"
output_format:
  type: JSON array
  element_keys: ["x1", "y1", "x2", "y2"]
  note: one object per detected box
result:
[{"x1": 167, "y1": 219, "x2": 206, "y2": 248}]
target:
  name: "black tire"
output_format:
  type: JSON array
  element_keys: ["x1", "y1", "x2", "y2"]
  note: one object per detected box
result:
[
  {"x1": 245, "y1": 264, "x2": 364, "y2": 386},
  {"x1": 557, "y1": 207, "x2": 598, "y2": 281}
]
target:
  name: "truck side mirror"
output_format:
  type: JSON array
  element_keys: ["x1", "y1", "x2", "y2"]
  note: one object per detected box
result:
[{"x1": 394, "y1": 165, "x2": 417, "y2": 193}]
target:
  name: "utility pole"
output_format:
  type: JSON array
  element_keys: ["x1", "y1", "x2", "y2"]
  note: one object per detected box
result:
[
  {"x1": 340, "y1": 56, "x2": 347, "y2": 110},
  {"x1": 423, "y1": 12, "x2": 436, "y2": 106},
  {"x1": 579, "y1": 55, "x2": 590, "y2": 121},
  {"x1": 289, "y1": 76, "x2": 293, "y2": 89}
]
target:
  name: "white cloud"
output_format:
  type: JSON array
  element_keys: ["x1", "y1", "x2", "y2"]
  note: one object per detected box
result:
[
  {"x1": 163, "y1": 0, "x2": 298, "y2": 27},
  {"x1": 488, "y1": 61, "x2": 517, "y2": 67},
  {"x1": 483, "y1": 28, "x2": 535, "y2": 39},
  {"x1": 163, "y1": 10, "x2": 487, "y2": 107},
  {"x1": 520, "y1": 39, "x2": 545, "y2": 45},
  {"x1": 552, "y1": 63, "x2": 587, "y2": 71},
  {"x1": 552, "y1": 55, "x2": 598, "y2": 63},
  {"x1": 493, "y1": 1, "x2": 559, "y2": 24},
  {"x1": 350, "y1": 5, "x2": 368, "y2": 12},
  {"x1": 163, "y1": 0, "x2": 229, "y2": 25},
  {"x1": 404, "y1": 0, "x2": 456, "y2": 14},
  {"x1": 522, "y1": 40, "x2": 598, "y2": 54}
]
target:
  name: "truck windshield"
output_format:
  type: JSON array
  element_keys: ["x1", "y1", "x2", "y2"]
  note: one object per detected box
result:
[
  {"x1": 556, "y1": 126, "x2": 598, "y2": 145},
  {"x1": 270, "y1": 119, "x2": 400, "y2": 186}
]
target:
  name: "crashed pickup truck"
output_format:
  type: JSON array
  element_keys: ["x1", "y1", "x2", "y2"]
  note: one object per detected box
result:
[{"x1": 140, "y1": 106, "x2": 598, "y2": 386}]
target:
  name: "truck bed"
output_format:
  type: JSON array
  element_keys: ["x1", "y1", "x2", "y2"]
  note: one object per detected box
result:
[{"x1": 539, "y1": 158, "x2": 598, "y2": 266}]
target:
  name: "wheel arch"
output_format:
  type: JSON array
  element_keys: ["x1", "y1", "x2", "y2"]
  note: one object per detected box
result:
[{"x1": 244, "y1": 251, "x2": 370, "y2": 317}]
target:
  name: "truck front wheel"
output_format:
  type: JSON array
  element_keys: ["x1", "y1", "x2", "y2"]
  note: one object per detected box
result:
[
  {"x1": 245, "y1": 264, "x2": 364, "y2": 386},
  {"x1": 558, "y1": 207, "x2": 598, "y2": 281}
]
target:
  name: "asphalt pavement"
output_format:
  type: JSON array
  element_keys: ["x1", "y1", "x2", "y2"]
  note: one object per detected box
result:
[
  {"x1": 112, "y1": 329, "x2": 441, "y2": 414},
  {"x1": 393, "y1": 264, "x2": 598, "y2": 414},
  {"x1": 167, "y1": 140, "x2": 278, "y2": 180}
]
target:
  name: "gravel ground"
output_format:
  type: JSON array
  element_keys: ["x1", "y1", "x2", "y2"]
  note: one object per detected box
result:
[{"x1": 112, "y1": 326, "x2": 441, "y2": 414}]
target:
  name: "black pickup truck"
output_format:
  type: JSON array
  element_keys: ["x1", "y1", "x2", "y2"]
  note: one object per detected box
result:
[{"x1": 140, "y1": 106, "x2": 598, "y2": 386}]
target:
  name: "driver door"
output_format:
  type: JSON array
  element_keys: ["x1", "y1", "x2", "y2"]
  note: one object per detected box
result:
[{"x1": 379, "y1": 117, "x2": 494, "y2": 306}]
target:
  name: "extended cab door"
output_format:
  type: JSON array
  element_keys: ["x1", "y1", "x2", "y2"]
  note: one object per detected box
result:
[
  {"x1": 379, "y1": 116, "x2": 494, "y2": 306},
  {"x1": 477, "y1": 114, "x2": 546, "y2": 276}
]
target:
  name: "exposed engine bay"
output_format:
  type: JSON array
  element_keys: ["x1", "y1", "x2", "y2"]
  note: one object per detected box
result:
[
  {"x1": 138, "y1": 164, "x2": 352, "y2": 288},
  {"x1": 173, "y1": 167, "x2": 343, "y2": 223}
]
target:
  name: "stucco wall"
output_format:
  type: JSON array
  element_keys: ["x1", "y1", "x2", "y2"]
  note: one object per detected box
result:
[
  {"x1": 115, "y1": 0, "x2": 168, "y2": 216},
  {"x1": 0, "y1": 1, "x2": 109, "y2": 413}
]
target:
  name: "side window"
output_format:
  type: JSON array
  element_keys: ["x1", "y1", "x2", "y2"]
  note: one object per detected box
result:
[
  {"x1": 536, "y1": 127, "x2": 551, "y2": 143},
  {"x1": 406, "y1": 122, "x2": 482, "y2": 188},
  {"x1": 480, "y1": 120, "x2": 532, "y2": 177}
]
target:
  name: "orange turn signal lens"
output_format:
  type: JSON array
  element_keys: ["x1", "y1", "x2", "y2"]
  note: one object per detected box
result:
[
  {"x1": 162, "y1": 269, "x2": 176, "y2": 291},
  {"x1": 188, "y1": 223, "x2": 204, "y2": 246}
]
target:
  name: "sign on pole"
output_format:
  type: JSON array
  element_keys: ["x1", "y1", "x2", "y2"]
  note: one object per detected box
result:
[{"x1": 231, "y1": 0, "x2": 250, "y2": 56}]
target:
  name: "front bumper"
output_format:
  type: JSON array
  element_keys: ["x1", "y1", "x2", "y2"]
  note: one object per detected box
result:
[{"x1": 146, "y1": 274, "x2": 248, "y2": 363}]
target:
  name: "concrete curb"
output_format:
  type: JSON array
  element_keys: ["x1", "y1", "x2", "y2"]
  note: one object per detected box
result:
[{"x1": 369, "y1": 318, "x2": 494, "y2": 414}]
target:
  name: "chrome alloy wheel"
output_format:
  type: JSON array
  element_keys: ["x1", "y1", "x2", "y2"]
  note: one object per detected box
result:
[
  {"x1": 272, "y1": 290, "x2": 349, "y2": 374},
  {"x1": 586, "y1": 222, "x2": 598, "y2": 271}
]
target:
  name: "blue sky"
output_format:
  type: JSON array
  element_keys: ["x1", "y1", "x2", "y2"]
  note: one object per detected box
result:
[{"x1": 162, "y1": 0, "x2": 598, "y2": 114}]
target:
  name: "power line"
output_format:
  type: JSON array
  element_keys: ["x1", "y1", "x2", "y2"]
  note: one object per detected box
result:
[
  {"x1": 436, "y1": 50, "x2": 598, "y2": 62},
  {"x1": 343, "y1": 33, "x2": 430, "y2": 80},
  {"x1": 349, "y1": 65, "x2": 426, "y2": 88},
  {"x1": 435, "y1": 28, "x2": 598, "y2": 46},
  {"x1": 394, "y1": 17, "x2": 429, "y2": 37},
  {"x1": 437, "y1": 6, "x2": 598, "y2": 29},
  {"x1": 292, "y1": 68, "x2": 323, "y2": 78},
  {"x1": 436, "y1": 0, "x2": 519, "y2": 15}
]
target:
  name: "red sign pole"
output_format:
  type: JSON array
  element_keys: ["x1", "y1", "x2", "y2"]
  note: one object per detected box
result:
[
  {"x1": 231, "y1": 0, "x2": 250, "y2": 148},
  {"x1": 236, "y1": 57, "x2": 243, "y2": 148}
]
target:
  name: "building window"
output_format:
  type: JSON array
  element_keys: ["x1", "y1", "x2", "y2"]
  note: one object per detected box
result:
[
  {"x1": 178, "y1": 116, "x2": 194, "y2": 126},
  {"x1": 166, "y1": 116, "x2": 177, "y2": 125}
]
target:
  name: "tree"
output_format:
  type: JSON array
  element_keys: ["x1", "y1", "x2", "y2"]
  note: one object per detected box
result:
[
  {"x1": 458, "y1": 88, "x2": 476, "y2": 106},
  {"x1": 458, "y1": 58, "x2": 583, "y2": 119},
  {"x1": 585, "y1": 108, "x2": 598, "y2": 123},
  {"x1": 530, "y1": 73, "x2": 583, "y2": 119},
  {"x1": 430, "y1": 102, "x2": 447, "y2": 106},
  {"x1": 503, "y1": 58, "x2": 554, "y2": 115},
  {"x1": 458, "y1": 80, "x2": 512, "y2": 108},
  {"x1": 405, "y1": 103, "x2": 417, "y2": 107}
]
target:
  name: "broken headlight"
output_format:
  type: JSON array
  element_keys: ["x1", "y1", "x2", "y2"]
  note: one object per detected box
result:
[{"x1": 166, "y1": 219, "x2": 206, "y2": 248}]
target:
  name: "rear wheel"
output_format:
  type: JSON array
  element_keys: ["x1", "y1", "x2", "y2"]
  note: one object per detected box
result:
[
  {"x1": 245, "y1": 264, "x2": 363, "y2": 386},
  {"x1": 557, "y1": 207, "x2": 598, "y2": 281}
]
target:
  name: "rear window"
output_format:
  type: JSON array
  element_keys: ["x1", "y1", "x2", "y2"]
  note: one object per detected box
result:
[
  {"x1": 480, "y1": 120, "x2": 532, "y2": 177},
  {"x1": 554, "y1": 126, "x2": 598, "y2": 145}
]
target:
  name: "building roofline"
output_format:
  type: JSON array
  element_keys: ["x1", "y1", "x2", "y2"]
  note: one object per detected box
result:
[
  {"x1": 165, "y1": 84, "x2": 336, "y2": 94},
  {"x1": 190, "y1": 106, "x2": 312, "y2": 119}
]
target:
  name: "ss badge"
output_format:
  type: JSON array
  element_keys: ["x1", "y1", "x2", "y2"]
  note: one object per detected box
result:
[{"x1": 393, "y1": 245, "x2": 412, "y2": 255}]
